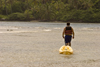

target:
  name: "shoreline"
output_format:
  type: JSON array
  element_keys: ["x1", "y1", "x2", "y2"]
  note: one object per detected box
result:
[{"x1": 0, "y1": 20, "x2": 99, "y2": 23}]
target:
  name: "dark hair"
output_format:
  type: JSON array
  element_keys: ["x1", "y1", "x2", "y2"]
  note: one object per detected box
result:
[{"x1": 67, "y1": 23, "x2": 70, "y2": 25}]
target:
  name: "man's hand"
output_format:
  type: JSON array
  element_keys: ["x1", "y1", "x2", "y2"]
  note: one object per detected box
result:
[
  {"x1": 72, "y1": 36, "x2": 74, "y2": 39},
  {"x1": 62, "y1": 35, "x2": 65, "y2": 39}
]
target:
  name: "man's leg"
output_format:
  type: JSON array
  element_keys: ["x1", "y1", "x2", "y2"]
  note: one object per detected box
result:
[
  {"x1": 69, "y1": 42, "x2": 71, "y2": 46},
  {"x1": 69, "y1": 36, "x2": 72, "y2": 46},
  {"x1": 65, "y1": 43, "x2": 68, "y2": 46}
]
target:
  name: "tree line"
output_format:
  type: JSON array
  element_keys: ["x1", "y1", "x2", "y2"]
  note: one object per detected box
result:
[{"x1": 0, "y1": 0, "x2": 100, "y2": 22}]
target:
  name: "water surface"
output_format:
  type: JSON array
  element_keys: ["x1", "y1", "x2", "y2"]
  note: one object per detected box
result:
[{"x1": 0, "y1": 21, "x2": 100, "y2": 67}]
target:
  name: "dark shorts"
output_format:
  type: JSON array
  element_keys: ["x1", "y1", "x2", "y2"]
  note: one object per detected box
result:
[{"x1": 65, "y1": 35, "x2": 72, "y2": 43}]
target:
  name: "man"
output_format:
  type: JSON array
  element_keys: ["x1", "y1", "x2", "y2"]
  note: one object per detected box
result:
[{"x1": 62, "y1": 23, "x2": 75, "y2": 46}]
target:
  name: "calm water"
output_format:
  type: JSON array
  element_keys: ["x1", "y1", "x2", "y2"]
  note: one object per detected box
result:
[
  {"x1": 0, "y1": 21, "x2": 100, "y2": 28},
  {"x1": 0, "y1": 21, "x2": 100, "y2": 67}
]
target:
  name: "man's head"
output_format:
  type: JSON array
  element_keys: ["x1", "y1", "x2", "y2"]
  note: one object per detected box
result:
[{"x1": 67, "y1": 23, "x2": 70, "y2": 26}]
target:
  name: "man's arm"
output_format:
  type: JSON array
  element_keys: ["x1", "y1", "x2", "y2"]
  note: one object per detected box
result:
[
  {"x1": 62, "y1": 27, "x2": 66, "y2": 38},
  {"x1": 71, "y1": 27, "x2": 75, "y2": 39}
]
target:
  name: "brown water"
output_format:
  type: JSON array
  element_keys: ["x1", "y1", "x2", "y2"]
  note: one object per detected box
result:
[{"x1": 0, "y1": 21, "x2": 100, "y2": 67}]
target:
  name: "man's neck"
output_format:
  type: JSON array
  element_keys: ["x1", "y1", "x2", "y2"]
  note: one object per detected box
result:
[{"x1": 67, "y1": 25, "x2": 70, "y2": 27}]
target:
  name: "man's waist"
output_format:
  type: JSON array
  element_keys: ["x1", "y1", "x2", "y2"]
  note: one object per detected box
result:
[{"x1": 65, "y1": 34, "x2": 72, "y2": 36}]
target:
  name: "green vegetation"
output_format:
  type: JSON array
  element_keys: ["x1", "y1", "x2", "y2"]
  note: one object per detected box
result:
[{"x1": 0, "y1": 0, "x2": 100, "y2": 22}]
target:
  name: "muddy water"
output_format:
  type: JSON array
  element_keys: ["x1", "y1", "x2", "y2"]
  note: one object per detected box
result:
[{"x1": 0, "y1": 21, "x2": 100, "y2": 67}]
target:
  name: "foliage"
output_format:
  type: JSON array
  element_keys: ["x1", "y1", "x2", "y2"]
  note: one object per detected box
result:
[
  {"x1": 0, "y1": 15, "x2": 7, "y2": 20},
  {"x1": 8, "y1": 12, "x2": 26, "y2": 21},
  {"x1": 0, "y1": 0, "x2": 100, "y2": 22},
  {"x1": 24, "y1": 10, "x2": 34, "y2": 20}
]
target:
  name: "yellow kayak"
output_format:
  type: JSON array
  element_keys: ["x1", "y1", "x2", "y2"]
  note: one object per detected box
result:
[{"x1": 59, "y1": 45, "x2": 73, "y2": 55}]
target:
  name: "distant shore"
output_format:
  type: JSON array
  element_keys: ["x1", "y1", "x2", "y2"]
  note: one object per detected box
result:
[{"x1": 0, "y1": 19, "x2": 97, "y2": 23}]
